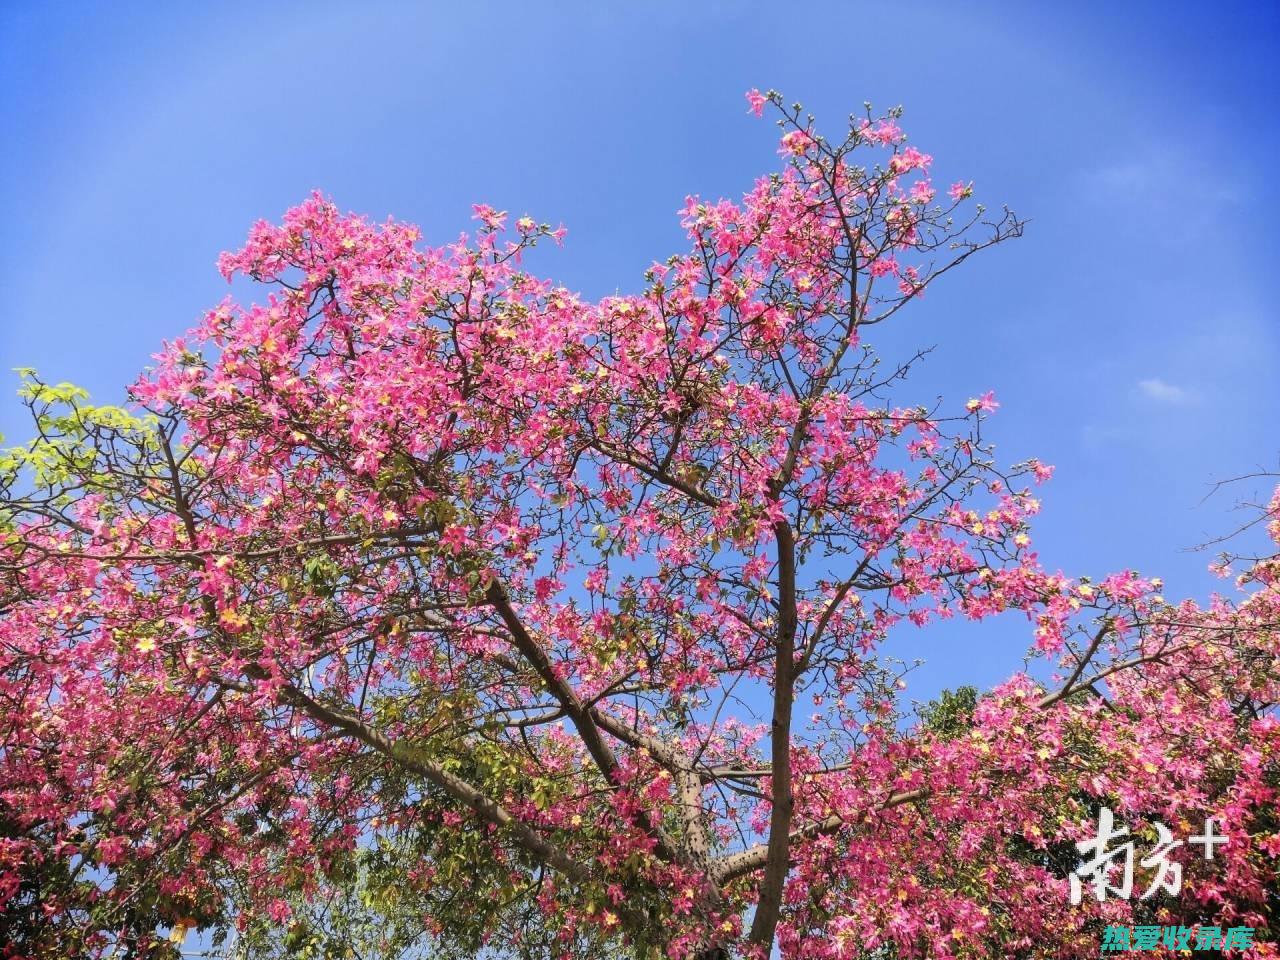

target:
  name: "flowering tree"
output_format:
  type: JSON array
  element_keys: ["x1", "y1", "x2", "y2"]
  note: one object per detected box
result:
[{"x1": 1, "y1": 91, "x2": 1277, "y2": 959}]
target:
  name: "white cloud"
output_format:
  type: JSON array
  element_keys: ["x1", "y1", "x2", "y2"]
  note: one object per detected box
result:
[
  {"x1": 1136, "y1": 377, "x2": 1191, "y2": 405},
  {"x1": 1085, "y1": 150, "x2": 1240, "y2": 205},
  {"x1": 1089, "y1": 161, "x2": 1152, "y2": 193},
  {"x1": 1080, "y1": 148, "x2": 1240, "y2": 247}
]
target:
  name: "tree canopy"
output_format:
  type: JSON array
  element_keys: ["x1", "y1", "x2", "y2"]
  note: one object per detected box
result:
[{"x1": 1, "y1": 91, "x2": 1277, "y2": 959}]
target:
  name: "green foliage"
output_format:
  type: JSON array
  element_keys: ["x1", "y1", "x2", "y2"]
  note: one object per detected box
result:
[
  {"x1": 1, "y1": 371, "x2": 157, "y2": 499},
  {"x1": 918, "y1": 685, "x2": 977, "y2": 739}
]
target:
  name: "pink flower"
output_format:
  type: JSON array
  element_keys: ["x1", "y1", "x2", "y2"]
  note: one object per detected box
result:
[
  {"x1": 266, "y1": 899, "x2": 292, "y2": 923},
  {"x1": 869, "y1": 256, "x2": 900, "y2": 278},
  {"x1": 890, "y1": 145, "x2": 932, "y2": 174},
  {"x1": 780, "y1": 130, "x2": 813, "y2": 156},
  {"x1": 471, "y1": 204, "x2": 507, "y2": 230},
  {"x1": 859, "y1": 119, "x2": 904, "y2": 145},
  {"x1": 745, "y1": 88, "x2": 767, "y2": 118},
  {"x1": 909, "y1": 179, "x2": 935, "y2": 204},
  {"x1": 965, "y1": 390, "x2": 999, "y2": 414}
]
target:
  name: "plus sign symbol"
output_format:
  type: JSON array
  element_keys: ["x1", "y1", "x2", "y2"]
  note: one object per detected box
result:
[{"x1": 1189, "y1": 818, "x2": 1229, "y2": 860}]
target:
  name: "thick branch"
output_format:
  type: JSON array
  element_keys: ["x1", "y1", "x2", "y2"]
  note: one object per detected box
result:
[
  {"x1": 589, "y1": 709, "x2": 711, "y2": 866},
  {"x1": 747, "y1": 519, "x2": 799, "y2": 946},
  {"x1": 270, "y1": 680, "x2": 607, "y2": 891},
  {"x1": 486, "y1": 581, "x2": 684, "y2": 867},
  {"x1": 716, "y1": 788, "x2": 928, "y2": 884}
]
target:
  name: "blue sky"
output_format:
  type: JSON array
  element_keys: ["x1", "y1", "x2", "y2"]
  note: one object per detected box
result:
[{"x1": 3, "y1": 1, "x2": 1278, "y2": 702}]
